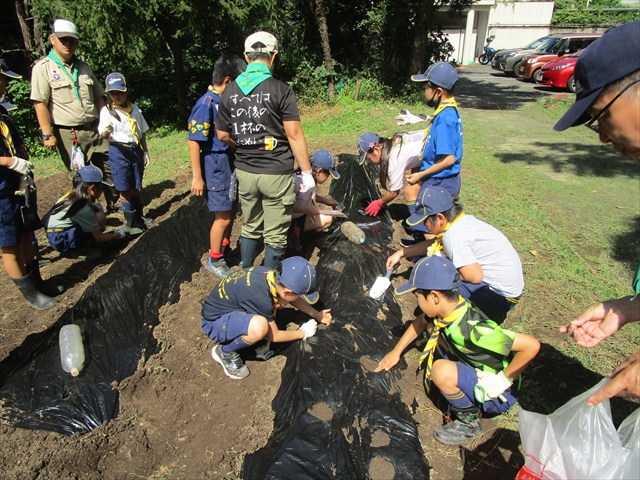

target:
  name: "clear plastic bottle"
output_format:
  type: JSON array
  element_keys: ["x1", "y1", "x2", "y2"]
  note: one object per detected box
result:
[
  {"x1": 341, "y1": 221, "x2": 365, "y2": 244},
  {"x1": 59, "y1": 324, "x2": 85, "y2": 376}
]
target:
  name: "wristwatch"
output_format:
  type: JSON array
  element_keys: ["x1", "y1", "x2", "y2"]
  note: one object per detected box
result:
[{"x1": 41, "y1": 133, "x2": 53, "y2": 140}]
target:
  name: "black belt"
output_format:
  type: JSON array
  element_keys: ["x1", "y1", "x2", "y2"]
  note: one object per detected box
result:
[{"x1": 55, "y1": 120, "x2": 98, "y2": 131}]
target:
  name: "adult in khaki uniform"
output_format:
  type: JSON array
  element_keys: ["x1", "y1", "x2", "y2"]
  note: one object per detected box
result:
[{"x1": 30, "y1": 19, "x2": 118, "y2": 211}]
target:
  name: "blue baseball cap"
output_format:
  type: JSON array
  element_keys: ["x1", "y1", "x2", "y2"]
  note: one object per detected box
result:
[
  {"x1": 357, "y1": 132, "x2": 380, "y2": 165},
  {"x1": 311, "y1": 150, "x2": 340, "y2": 179},
  {"x1": 78, "y1": 165, "x2": 114, "y2": 186},
  {"x1": 0, "y1": 97, "x2": 17, "y2": 111},
  {"x1": 395, "y1": 256, "x2": 460, "y2": 295},
  {"x1": 276, "y1": 256, "x2": 319, "y2": 304},
  {"x1": 105, "y1": 72, "x2": 127, "y2": 92},
  {"x1": 406, "y1": 186, "x2": 455, "y2": 227},
  {"x1": 555, "y1": 21, "x2": 640, "y2": 131},
  {"x1": 411, "y1": 61, "x2": 459, "y2": 90},
  {"x1": 0, "y1": 59, "x2": 21, "y2": 80}
]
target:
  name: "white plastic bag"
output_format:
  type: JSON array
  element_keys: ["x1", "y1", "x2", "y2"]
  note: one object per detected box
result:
[
  {"x1": 517, "y1": 378, "x2": 639, "y2": 480},
  {"x1": 70, "y1": 145, "x2": 85, "y2": 171}
]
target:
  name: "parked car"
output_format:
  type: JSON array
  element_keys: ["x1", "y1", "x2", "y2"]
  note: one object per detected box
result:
[
  {"x1": 491, "y1": 36, "x2": 558, "y2": 77},
  {"x1": 539, "y1": 52, "x2": 581, "y2": 92},
  {"x1": 519, "y1": 33, "x2": 601, "y2": 82}
]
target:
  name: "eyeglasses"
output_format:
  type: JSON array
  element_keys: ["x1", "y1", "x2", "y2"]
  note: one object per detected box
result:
[{"x1": 585, "y1": 78, "x2": 640, "y2": 133}]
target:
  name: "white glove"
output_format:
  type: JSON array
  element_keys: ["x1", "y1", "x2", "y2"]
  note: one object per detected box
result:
[
  {"x1": 9, "y1": 157, "x2": 34, "y2": 176},
  {"x1": 394, "y1": 109, "x2": 427, "y2": 126},
  {"x1": 473, "y1": 369, "x2": 512, "y2": 403},
  {"x1": 114, "y1": 228, "x2": 127, "y2": 239},
  {"x1": 299, "y1": 319, "x2": 318, "y2": 341},
  {"x1": 143, "y1": 152, "x2": 151, "y2": 167},
  {"x1": 300, "y1": 169, "x2": 315, "y2": 193}
]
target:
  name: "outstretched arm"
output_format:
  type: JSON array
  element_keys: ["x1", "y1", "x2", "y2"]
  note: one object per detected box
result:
[{"x1": 375, "y1": 314, "x2": 428, "y2": 372}]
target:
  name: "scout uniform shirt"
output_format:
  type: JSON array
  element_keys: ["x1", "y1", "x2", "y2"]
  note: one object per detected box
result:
[{"x1": 30, "y1": 54, "x2": 104, "y2": 127}]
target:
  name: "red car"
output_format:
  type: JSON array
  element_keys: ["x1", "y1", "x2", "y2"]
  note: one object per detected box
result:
[{"x1": 539, "y1": 53, "x2": 580, "y2": 92}]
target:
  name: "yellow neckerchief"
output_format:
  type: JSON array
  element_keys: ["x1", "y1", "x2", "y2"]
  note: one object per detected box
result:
[
  {"x1": 58, "y1": 189, "x2": 97, "y2": 213},
  {"x1": 426, "y1": 211, "x2": 465, "y2": 257},
  {"x1": 0, "y1": 118, "x2": 17, "y2": 156},
  {"x1": 208, "y1": 85, "x2": 221, "y2": 96},
  {"x1": 113, "y1": 101, "x2": 140, "y2": 144},
  {"x1": 265, "y1": 270, "x2": 279, "y2": 319},
  {"x1": 419, "y1": 296, "x2": 467, "y2": 392},
  {"x1": 420, "y1": 97, "x2": 458, "y2": 155}
]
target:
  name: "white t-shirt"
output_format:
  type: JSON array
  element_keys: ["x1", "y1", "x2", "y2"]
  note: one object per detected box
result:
[
  {"x1": 386, "y1": 130, "x2": 424, "y2": 192},
  {"x1": 442, "y1": 215, "x2": 524, "y2": 298},
  {"x1": 98, "y1": 103, "x2": 149, "y2": 144},
  {"x1": 292, "y1": 172, "x2": 315, "y2": 219}
]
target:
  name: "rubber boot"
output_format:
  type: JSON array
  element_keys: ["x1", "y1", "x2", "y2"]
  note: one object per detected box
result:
[
  {"x1": 433, "y1": 405, "x2": 483, "y2": 445},
  {"x1": 239, "y1": 236, "x2": 259, "y2": 268},
  {"x1": 123, "y1": 210, "x2": 146, "y2": 235},
  {"x1": 264, "y1": 245, "x2": 287, "y2": 269},
  {"x1": 13, "y1": 272, "x2": 56, "y2": 310},
  {"x1": 26, "y1": 262, "x2": 64, "y2": 297}
]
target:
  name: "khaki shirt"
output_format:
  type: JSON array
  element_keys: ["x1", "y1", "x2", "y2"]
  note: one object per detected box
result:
[{"x1": 30, "y1": 55, "x2": 104, "y2": 126}]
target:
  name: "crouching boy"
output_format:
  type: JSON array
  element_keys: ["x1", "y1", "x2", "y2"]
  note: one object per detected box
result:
[
  {"x1": 375, "y1": 256, "x2": 539, "y2": 445},
  {"x1": 202, "y1": 256, "x2": 332, "y2": 380}
]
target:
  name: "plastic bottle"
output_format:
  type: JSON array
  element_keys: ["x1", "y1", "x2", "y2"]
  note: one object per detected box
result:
[
  {"x1": 341, "y1": 221, "x2": 365, "y2": 244},
  {"x1": 59, "y1": 324, "x2": 85, "y2": 376}
]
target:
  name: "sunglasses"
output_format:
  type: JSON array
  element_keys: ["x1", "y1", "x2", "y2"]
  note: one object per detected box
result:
[{"x1": 585, "y1": 78, "x2": 640, "y2": 133}]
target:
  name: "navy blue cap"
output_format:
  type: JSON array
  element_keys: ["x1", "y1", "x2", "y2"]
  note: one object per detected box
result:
[
  {"x1": 357, "y1": 132, "x2": 380, "y2": 165},
  {"x1": 0, "y1": 59, "x2": 21, "y2": 79},
  {"x1": 276, "y1": 256, "x2": 319, "y2": 304},
  {"x1": 105, "y1": 72, "x2": 127, "y2": 92},
  {"x1": 555, "y1": 21, "x2": 640, "y2": 131},
  {"x1": 406, "y1": 186, "x2": 455, "y2": 227},
  {"x1": 78, "y1": 165, "x2": 114, "y2": 186},
  {"x1": 411, "y1": 61, "x2": 459, "y2": 90},
  {"x1": 311, "y1": 149, "x2": 340, "y2": 179},
  {"x1": 0, "y1": 98, "x2": 17, "y2": 111},
  {"x1": 396, "y1": 256, "x2": 460, "y2": 295}
]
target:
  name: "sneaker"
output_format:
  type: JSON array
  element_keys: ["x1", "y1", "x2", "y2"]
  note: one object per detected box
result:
[
  {"x1": 211, "y1": 345, "x2": 250, "y2": 379},
  {"x1": 204, "y1": 257, "x2": 232, "y2": 278}
]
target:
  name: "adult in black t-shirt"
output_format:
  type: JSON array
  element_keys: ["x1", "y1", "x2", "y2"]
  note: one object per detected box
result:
[{"x1": 217, "y1": 31, "x2": 315, "y2": 269}]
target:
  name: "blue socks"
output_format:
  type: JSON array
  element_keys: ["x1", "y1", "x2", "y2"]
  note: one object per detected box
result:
[
  {"x1": 442, "y1": 389, "x2": 474, "y2": 409},
  {"x1": 221, "y1": 336, "x2": 254, "y2": 354}
]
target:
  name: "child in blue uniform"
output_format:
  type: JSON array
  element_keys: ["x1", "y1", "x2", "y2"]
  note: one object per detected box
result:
[
  {"x1": 376, "y1": 256, "x2": 539, "y2": 445},
  {"x1": 0, "y1": 59, "x2": 58, "y2": 310},
  {"x1": 45, "y1": 165, "x2": 126, "y2": 257},
  {"x1": 202, "y1": 256, "x2": 332, "y2": 380},
  {"x1": 98, "y1": 73, "x2": 150, "y2": 233},
  {"x1": 188, "y1": 55, "x2": 247, "y2": 279}
]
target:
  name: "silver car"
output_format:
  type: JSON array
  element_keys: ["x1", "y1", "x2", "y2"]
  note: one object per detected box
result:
[{"x1": 492, "y1": 36, "x2": 563, "y2": 78}]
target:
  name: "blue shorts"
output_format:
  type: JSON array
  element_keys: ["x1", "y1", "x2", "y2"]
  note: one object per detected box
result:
[
  {"x1": 201, "y1": 311, "x2": 255, "y2": 344},
  {"x1": 109, "y1": 144, "x2": 144, "y2": 192},
  {"x1": 47, "y1": 225, "x2": 90, "y2": 253},
  {"x1": 0, "y1": 191, "x2": 41, "y2": 247},
  {"x1": 410, "y1": 175, "x2": 461, "y2": 233},
  {"x1": 459, "y1": 281, "x2": 520, "y2": 325},
  {"x1": 203, "y1": 152, "x2": 234, "y2": 212},
  {"x1": 454, "y1": 361, "x2": 518, "y2": 415}
]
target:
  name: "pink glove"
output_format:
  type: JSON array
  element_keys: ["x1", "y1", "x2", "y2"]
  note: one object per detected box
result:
[{"x1": 365, "y1": 199, "x2": 383, "y2": 216}]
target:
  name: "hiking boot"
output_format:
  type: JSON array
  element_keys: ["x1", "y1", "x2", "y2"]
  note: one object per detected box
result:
[
  {"x1": 212, "y1": 345, "x2": 250, "y2": 380},
  {"x1": 434, "y1": 405, "x2": 483, "y2": 445},
  {"x1": 204, "y1": 257, "x2": 232, "y2": 278}
]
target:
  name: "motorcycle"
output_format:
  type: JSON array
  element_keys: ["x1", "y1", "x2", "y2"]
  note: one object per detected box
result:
[{"x1": 478, "y1": 36, "x2": 496, "y2": 65}]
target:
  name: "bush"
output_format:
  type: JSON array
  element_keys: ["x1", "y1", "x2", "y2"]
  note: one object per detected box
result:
[{"x1": 5, "y1": 79, "x2": 49, "y2": 159}]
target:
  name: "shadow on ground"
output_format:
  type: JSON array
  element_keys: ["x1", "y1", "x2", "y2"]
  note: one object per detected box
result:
[{"x1": 612, "y1": 215, "x2": 640, "y2": 271}]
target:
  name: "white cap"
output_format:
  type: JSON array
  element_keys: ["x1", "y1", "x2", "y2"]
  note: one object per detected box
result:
[
  {"x1": 244, "y1": 31, "x2": 278, "y2": 54},
  {"x1": 52, "y1": 19, "x2": 79, "y2": 40}
]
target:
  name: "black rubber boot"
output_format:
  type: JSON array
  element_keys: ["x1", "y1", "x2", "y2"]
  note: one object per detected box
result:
[
  {"x1": 26, "y1": 262, "x2": 64, "y2": 297},
  {"x1": 123, "y1": 210, "x2": 146, "y2": 234},
  {"x1": 240, "y1": 236, "x2": 259, "y2": 268},
  {"x1": 13, "y1": 272, "x2": 57, "y2": 310},
  {"x1": 434, "y1": 405, "x2": 483, "y2": 445},
  {"x1": 264, "y1": 245, "x2": 286, "y2": 269}
]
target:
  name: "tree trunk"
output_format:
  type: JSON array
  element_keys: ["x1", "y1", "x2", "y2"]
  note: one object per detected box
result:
[
  {"x1": 408, "y1": 0, "x2": 435, "y2": 77},
  {"x1": 156, "y1": 23, "x2": 188, "y2": 123},
  {"x1": 12, "y1": 0, "x2": 40, "y2": 62},
  {"x1": 313, "y1": 0, "x2": 336, "y2": 100}
]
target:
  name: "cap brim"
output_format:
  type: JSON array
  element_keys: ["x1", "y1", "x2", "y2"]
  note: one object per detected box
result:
[
  {"x1": 302, "y1": 290, "x2": 319, "y2": 305},
  {"x1": 101, "y1": 179, "x2": 115, "y2": 187},
  {"x1": 1, "y1": 70, "x2": 21, "y2": 79},
  {"x1": 106, "y1": 87, "x2": 127, "y2": 92},
  {"x1": 394, "y1": 281, "x2": 416, "y2": 295},
  {"x1": 55, "y1": 32, "x2": 79, "y2": 40},
  {"x1": 358, "y1": 150, "x2": 367, "y2": 165},
  {"x1": 406, "y1": 210, "x2": 428, "y2": 227},
  {"x1": 553, "y1": 87, "x2": 601, "y2": 131},
  {"x1": 411, "y1": 74, "x2": 428, "y2": 82},
  {"x1": 0, "y1": 101, "x2": 17, "y2": 111},
  {"x1": 330, "y1": 169, "x2": 340, "y2": 179}
]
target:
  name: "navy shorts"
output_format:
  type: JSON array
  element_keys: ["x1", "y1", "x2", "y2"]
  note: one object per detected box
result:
[
  {"x1": 0, "y1": 191, "x2": 41, "y2": 247},
  {"x1": 109, "y1": 144, "x2": 144, "y2": 192},
  {"x1": 203, "y1": 152, "x2": 234, "y2": 212},
  {"x1": 410, "y1": 175, "x2": 461, "y2": 233},
  {"x1": 201, "y1": 311, "x2": 255, "y2": 344},
  {"x1": 454, "y1": 361, "x2": 518, "y2": 415},
  {"x1": 47, "y1": 226, "x2": 90, "y2": 253},
  {"x1": 459, "y1": 281, "x2": 520, "y2": 325}
]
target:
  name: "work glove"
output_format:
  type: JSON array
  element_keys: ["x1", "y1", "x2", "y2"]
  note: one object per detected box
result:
[
  {"x1": 473, "y1": 369, "x2": 512, "y2": 403},
  {"x1": 9, "y1": 157, "x2": 34, "y2": 176},
  {"x1": 143, "y1": 152, "x2": 151, "y2": 167},
  {"x1": 394, "y1": 109, "x2": 427, "y2": 126},
  {"x1": 365, "y1": 199, "x2": 383, "y2": 216},
  {"x1": 114, "y1": 228, "x2": 127, "y2": 239},
  {"x1": 300, "y1": 169, "x2": 316, "y2": 193},
  {"x1": 299, "y1": 319, "x2": 318, "y2": 341}
]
